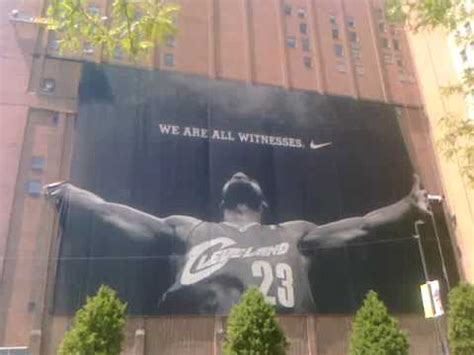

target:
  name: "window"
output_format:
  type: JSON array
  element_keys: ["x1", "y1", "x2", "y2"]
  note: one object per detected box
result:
[
  {"x1": 383, "y1": 53, "x2": 393, "y2": 63},
  {"x1": 299, "y1": 23, "x2": 308, "y2": 34},
  {"x1": 27, "y1": 181, "x2": 42, "y2": 197},
  {"x1": 302, "y1": 37, "x2": 311, "y2": 52},
  {"x1": 330, "y1": 15, "x2": 337, "y2": 25},
  {"x1": 355, "y1": 65, "x2": 365, "y2": 75},
  {"x1": 460, "y1": 49, "x2": 468, "y2": 62},
  {"x1": 351, "y1": 48, "x2": 361, "y2": 59},
  {"x1": 283, "y1": 3, "x2": 291, "y2": 15},
  {"x1": 347, "y1": 17, "x2": 356, "y2": 28},
  {"x1": 49, "y1": 32, "x2": 60, "y2": 51},
  {"x1": 40, "y1": 78, "x2": 55, "y2": 93},
  {"x1": 378, "y1": 22, "x2": 386, "y2": 32},
  {"x1": 31, "y1": 156, "x2": 45, "y2": 171},
  {"x1": 375, "y1": 8, "x2": 383, "y2": 18},
  {"x1": 52, "y1": 112, "x2": 59, "y2": 125},
  {"x1": 297, "y1": 8, "x2": 306, "y2": 18},
  {"x1": 114, "y1": 46, "x2": 123, "y2": 60},
  {"x1": 381, "y1": 37, "x2": 390, "y2": 49},
  {"x1": 348, "y1": 31, "x2": 358, "y2": 43},
  {"x1": 397, "y1": 59, "x2": 405, "y2": 73},
  {"x1": 0, "y1": 348, "x2": 30, "y2": 355},
  {"x1": 286, "y1": 36, "x2": 297, "y2": 48},
  {"x1": 332, "y1": 28, "x2": 339, "y2": 40},
  {"x1": 88, "y1": 4, "x2": 100, "y2": 16},
  {"x1": 393, "y1": 39, "x2": 400, "y2": 51},
  {"x1": 166, "y1": 35, "x2": 176, "y2": 47},
  {"x1": 83, "y1": 42, "x2": 94, "y2": 54},
  {"x1": 164, "y1": 53, "x2": 174, "y2": 66},
  {"x1": 334, "y1": 43, "x2": 344, "y2": 57},
  {"x1": 303, "y1": 57, "x2": 313, "y2": 68},
  {"x1": 336, "y1": 62, "x2": 346, "y2": 72}
]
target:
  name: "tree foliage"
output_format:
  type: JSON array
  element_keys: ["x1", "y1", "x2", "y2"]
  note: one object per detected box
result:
[
  {"x1": 224, "y1": 287, "x2": 289, "y2": 355},
  {"x1": 448, "y1": 283, "x2": 474, "y2": 355},
  {"x1": 386, "y1": 0, "x2": 474, "y2": 186},
  {"x1": 349, "y1": 290, "x2": 409, "y2": 355},
  {"x1": 58, "y1": 285, "x2": 127, "y2": 355},
  {"x1": 44, "y1": 0, "x2": 179, "y2": 58}
]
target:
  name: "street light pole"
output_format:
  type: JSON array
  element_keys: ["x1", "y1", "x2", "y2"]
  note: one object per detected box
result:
[{"x1": 414, "y1": 220, "x2": 449, "y2": 355}]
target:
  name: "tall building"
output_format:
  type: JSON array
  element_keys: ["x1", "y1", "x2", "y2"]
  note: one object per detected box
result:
[
  {"x1": 0, "y1": 0, "x2": 465, "y2": 354},
  {"x1": 407, "y1": 27, "x2": 474, "y2": 282}
]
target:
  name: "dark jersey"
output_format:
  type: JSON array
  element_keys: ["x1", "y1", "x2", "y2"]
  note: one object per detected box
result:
[{"x1": 159, "y1": 222, "x2": 315, "y2": 315}]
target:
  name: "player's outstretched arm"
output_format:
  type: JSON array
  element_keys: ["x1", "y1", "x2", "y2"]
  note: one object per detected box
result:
[
  {"x1": 44, "y1": 181, "x2": 200, "y2": 242},
  {"x1": 300, "y1": 175, "x2": 430, "y2": 249}
]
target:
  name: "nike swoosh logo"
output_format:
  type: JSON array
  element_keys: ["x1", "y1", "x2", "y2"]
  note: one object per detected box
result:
[{"x1": 309, "y1": 141, "x2": 332, "y2": 150}]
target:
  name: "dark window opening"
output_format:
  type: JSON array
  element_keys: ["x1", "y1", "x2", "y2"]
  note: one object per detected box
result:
[
  {"x1": 297, "y1": 8, "x2": 306, "y2": 18},
  {"x1": 287, "y1": 36, "x2": 297, "y2": 48},
  {"x1": 300, "y1": 23, "x2": 308, "y2": 34},
  {"x1": 334, "y1": 44, "x2": 344, "y2": 57},
  {"x1": 31, "y1": 156, "x2": 46, "y2": 171},
  {"x1": 164, "y1": 53, "x2": 175, "y2": 66},
  {"x1": 393, "y1": 39, "x2": 400, "y2": 51},
  {"x1": 349, "y1": 31, "x2": 358, "y2": 43},
  {"x1": 27, "y1": 181, "x2": 42, "y2": 197},
  {"x1": 347, "y1": 17, "x2": 356, "y2": 28},
  {"x1": 332, "y1": 28, "x2": 339, "y2": 40},
  {"x1": 40, "y1": 78, "x2": 55, "y2": 93},
  {"x1": 302, "y1": 37, "x2": 311, "y2": 52},
  {"x1": 304, "y1": 57, "x2": 313, "y2": 68},
  {"x1": 283, "y1": 4, "x2": 292, "y2": 15}
]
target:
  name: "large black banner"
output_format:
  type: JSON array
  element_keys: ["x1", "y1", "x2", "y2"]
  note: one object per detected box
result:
[{"x1": 49, "y1": 64, "x2": 447, "y2": 315}]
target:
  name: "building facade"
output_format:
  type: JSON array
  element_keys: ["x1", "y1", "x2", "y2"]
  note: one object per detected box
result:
[{"x1": 0, "y1": 0, "x2": 466, "y2": 354}]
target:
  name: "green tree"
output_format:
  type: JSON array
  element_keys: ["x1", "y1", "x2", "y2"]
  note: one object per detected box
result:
[
  {"x1": 350, "y1": 290, "x2": 409, "y2": 355},
  {"x1": 448, "y1": 283, "x2": 474, "y2": 355},
  {"x1": 58, "y1": 285, "x2": 127, "y2": 355},
  {"x1": 224, "y1": 287, "x2": 289, "y2": 355},
  {"x1": 386, "y1": 0, "x2": 474, "y2": 186},
  {"x1": 43, "y1": 0, "x2": 179, "y2": 58}
]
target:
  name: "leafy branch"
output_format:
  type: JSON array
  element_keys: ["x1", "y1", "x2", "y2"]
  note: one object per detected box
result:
[
  {"x1": 44, "y1": 0, "x2": 179, "y2": 60},
  {"x1": 386, "y1": 0, "x2": 474, "y2": 186}
]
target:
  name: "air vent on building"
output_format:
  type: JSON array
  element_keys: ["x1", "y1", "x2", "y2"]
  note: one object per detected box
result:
[{"x1": 40, "y1": 78, "x2": 55, "y2": 93}]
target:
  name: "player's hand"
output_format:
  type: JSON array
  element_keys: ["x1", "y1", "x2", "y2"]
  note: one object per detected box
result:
[
  {"x1": 409, "y1": 175, "x2": 432, "y2": 216},
  {"x1": 43, "y1": 181, "x2": 69, "y2": 205}
]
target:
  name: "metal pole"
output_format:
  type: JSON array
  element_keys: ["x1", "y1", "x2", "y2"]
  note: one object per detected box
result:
[
  {"x1": 414, "y1": 220, "x2": 449, "y2": 355},
  {"x1": 429, "y1": 212, "x2": 451, "y2": 291}
]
